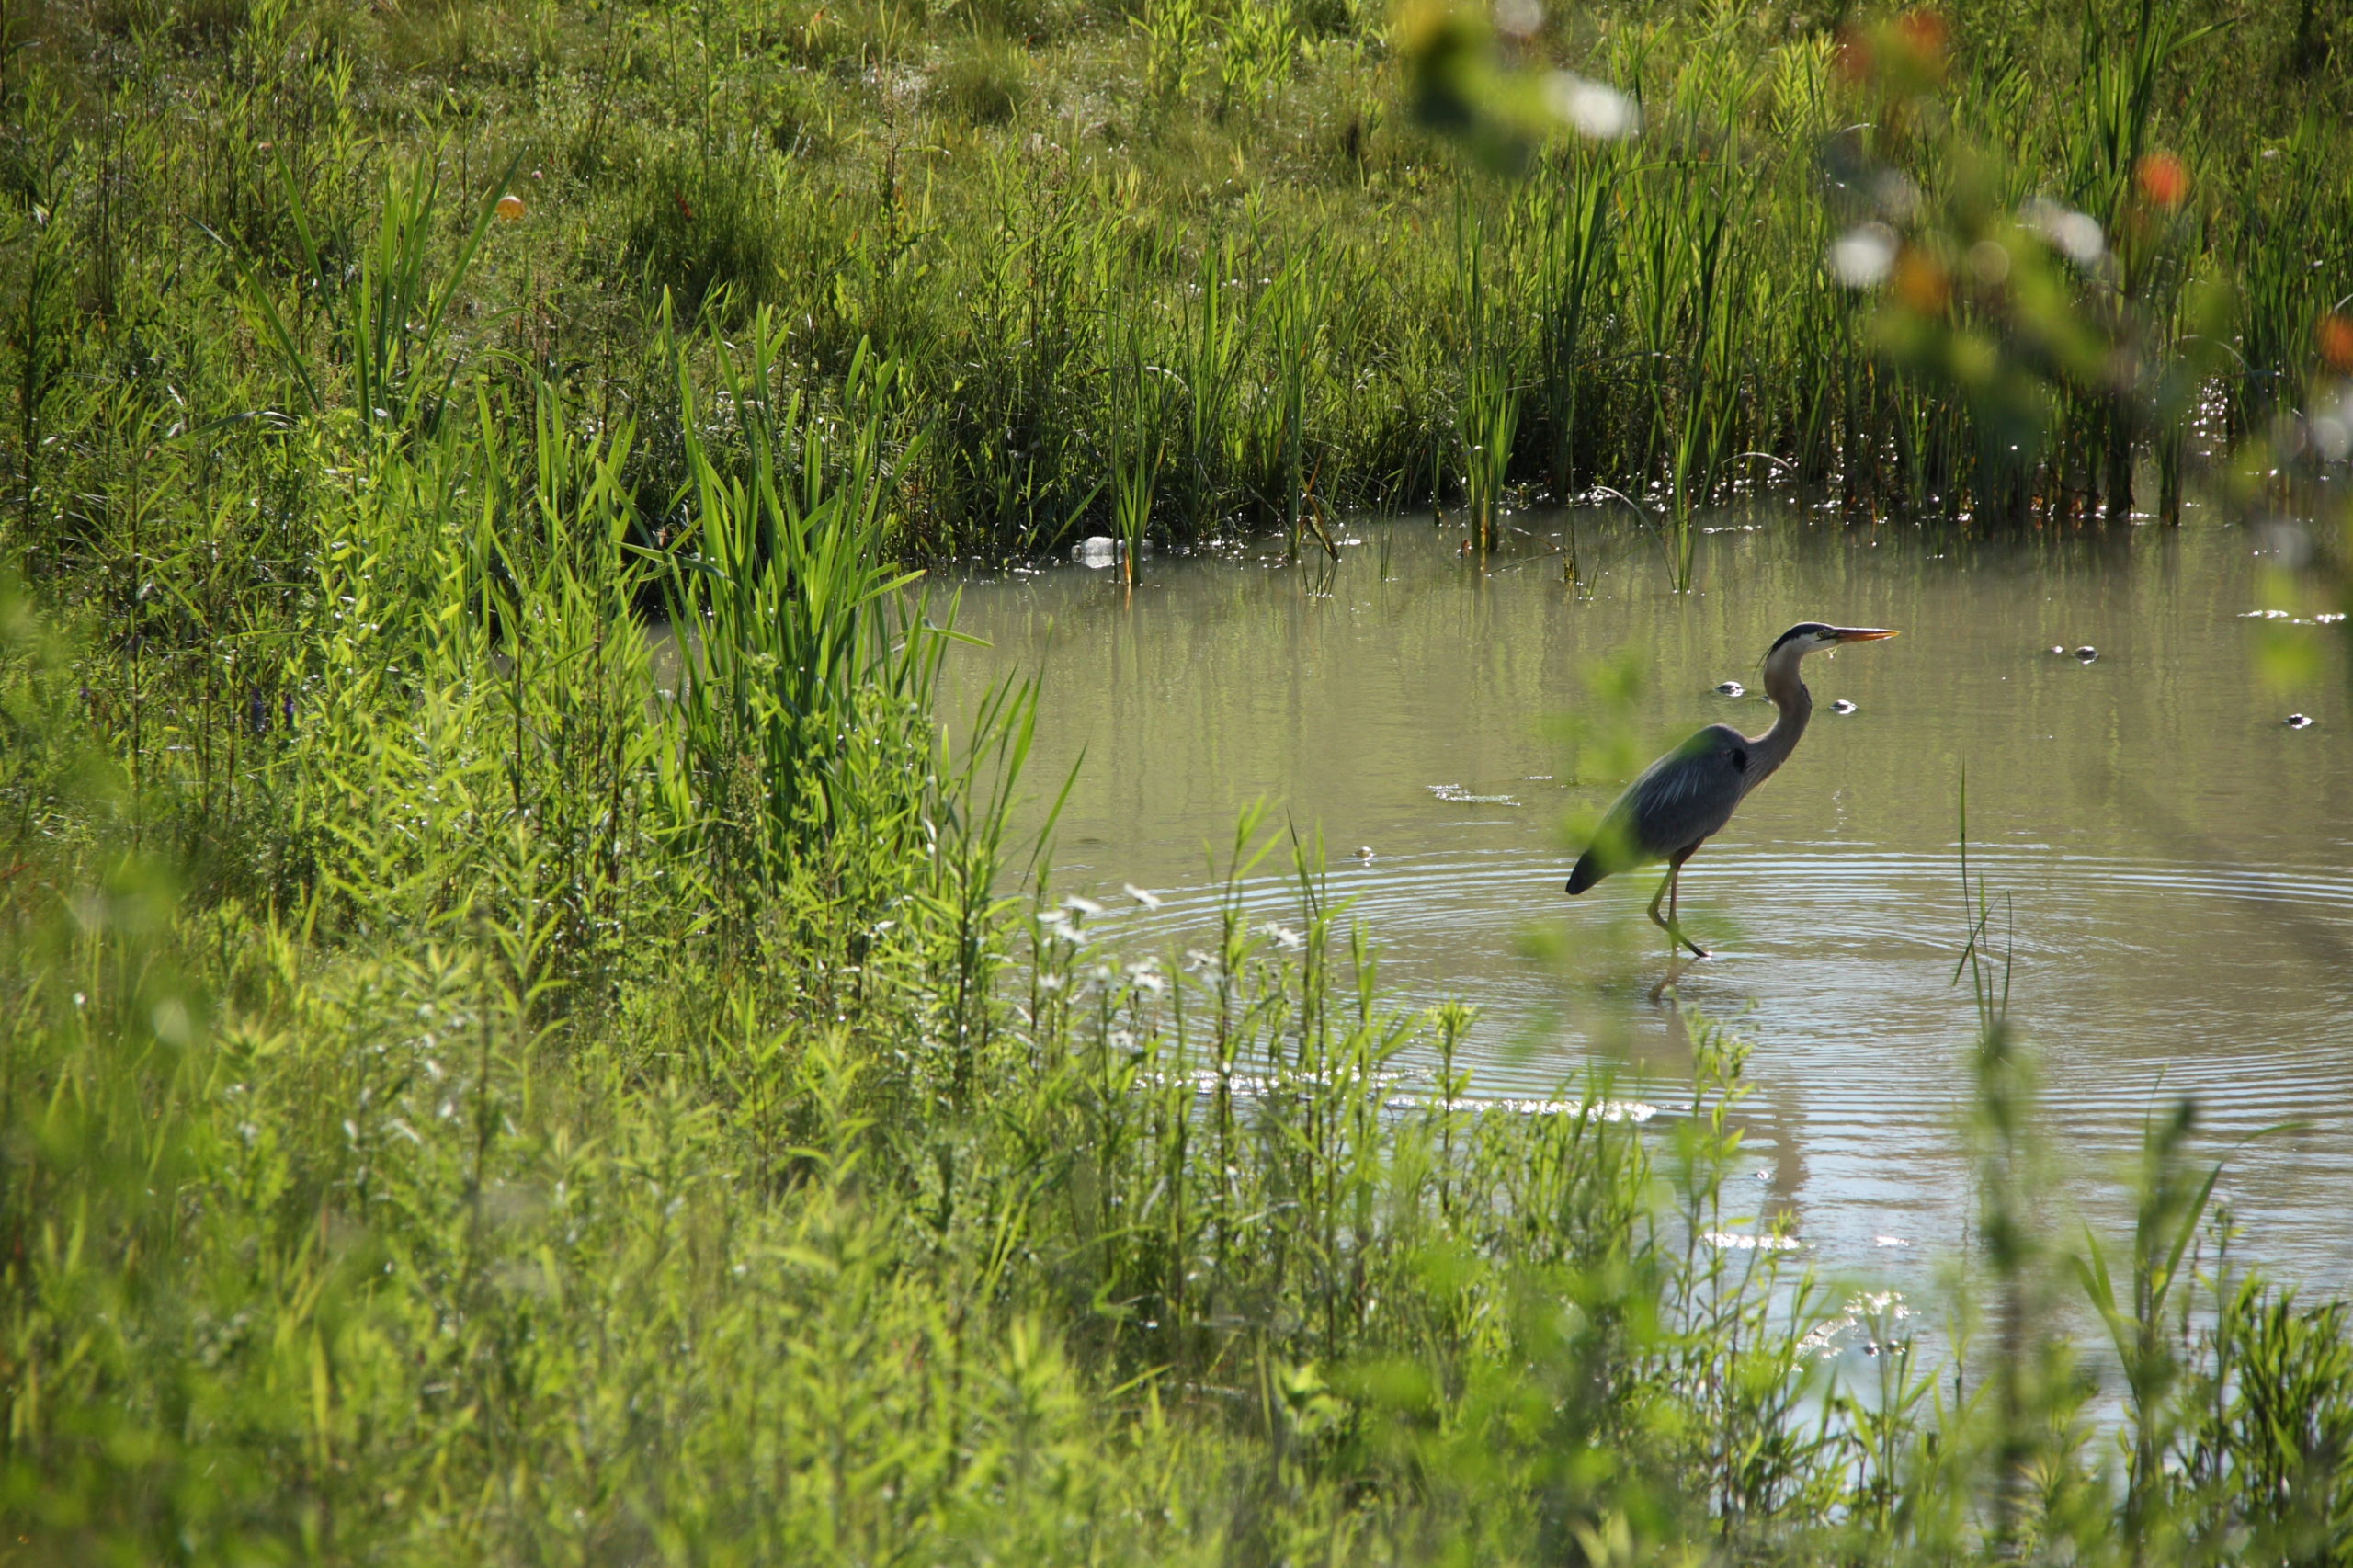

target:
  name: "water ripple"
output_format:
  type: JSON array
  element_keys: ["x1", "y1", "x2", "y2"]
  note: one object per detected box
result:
[{"x1": 1076, "y1": 844, "x2": 2353, "y2": 1133}]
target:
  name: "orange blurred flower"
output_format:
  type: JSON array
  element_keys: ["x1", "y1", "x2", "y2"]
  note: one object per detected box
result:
[
  {"x1": 1895, "y1": 9, "x2": 1949, "y2": 71},
  {"x1": 2320, "y1": 313, "x2": 2353, "y2": 373},
  {"x1": 2135, "y1": 152, "x2": 2189, "y2": 210},
  {"x1": 1894, "y1": 247, "x2": 1951, "y2": 316},
  {"x1": 495, "y1": 193, "x2": 527, "y2": 222},
  {"x1": 1833, "y1": 26, "x2": 1873, "y2": 84}
]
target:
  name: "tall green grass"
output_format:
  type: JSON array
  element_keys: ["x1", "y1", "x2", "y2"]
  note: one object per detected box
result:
[{"x1": 9, "y1": 0, "x2": 2353, "y2": 584}]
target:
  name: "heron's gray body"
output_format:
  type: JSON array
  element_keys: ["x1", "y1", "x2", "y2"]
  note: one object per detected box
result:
[
  {"x1": 1565, "y1": 721, "x2": 1785, "y2": 893},
  {"x1": 1564, "y1": 621, "x2": 1892, "y2": 959}
]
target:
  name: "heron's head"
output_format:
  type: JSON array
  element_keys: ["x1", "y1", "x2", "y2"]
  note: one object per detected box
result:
[
  {"x1": 1771, "y1": 622, "x2": 1898, "y2": 653},
  {"x1": 1765, "y1": 622, "x2": 1899, "y2": 671}
]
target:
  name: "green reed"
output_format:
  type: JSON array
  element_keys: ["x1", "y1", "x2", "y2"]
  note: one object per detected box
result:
[
  {"x1": 1258, "y1": 245, "x2": 1330, "y2": 561},
  {"x1": 1452, "y1": 201, "x2": 1516, "y2": 555},
  {"x1": 657, "y1": 317, "x2": 954, "y2": 920},
  {"x1": 1107, "y1": 312, "x2": 1167, "y2": 587},
  {"x1": 1172, "y1": 238, "x2": 1248, "y2": 540},
  {"x1": 1520, "y1": 146, "x2": 1617, "y2": 502}
]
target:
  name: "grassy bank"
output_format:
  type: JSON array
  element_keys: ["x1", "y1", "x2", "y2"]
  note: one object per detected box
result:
[
  {"x1": 7, "y1": 0, "x2": 2353, "y2": 1560},
  {"x1": 4, "y1": 0, "x2": 2352, "y2": 572}
]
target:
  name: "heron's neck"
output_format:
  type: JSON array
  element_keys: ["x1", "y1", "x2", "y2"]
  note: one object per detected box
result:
[{"x1": 1746, "y1": 646, "x2": 1813, "y2": 785}]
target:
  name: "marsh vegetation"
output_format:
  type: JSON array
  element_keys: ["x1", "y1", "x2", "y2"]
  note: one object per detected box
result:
[{"x1": 4, "y1": 0, "x2": 2353, "y2": 1559}]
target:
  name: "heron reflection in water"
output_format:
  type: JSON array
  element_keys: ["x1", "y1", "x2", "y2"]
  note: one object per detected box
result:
[{"x1": 1567, "y1": 623, "x2": 1899, "y2": 961}]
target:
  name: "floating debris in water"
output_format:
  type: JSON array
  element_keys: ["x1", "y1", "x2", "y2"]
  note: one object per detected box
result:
[
  {"x1": 1715, "y1": 680, "x2": 1745, "y2": 697},
  {"x1": 1354, "y1": 846, "x2": 1375, "y2": 862},
  {"x1": 1427, "y1": 783, "x2": 1518, "y2": 805},
  {"x1": 1702, "y1": 1231, "x2": 1800, "y2": 1252},
  {"x1": 2286, "y1": 713, "x2": 2314, "y2": 729},
  {"x1": 2075, "y1": 645, "x2": 2098, "y2": 662},
  {"x1": 1830, "y1": 699, "x2": 1859, "y2": 714},
  {"x1": 1123, "y1": 882, "x2": 1163, "y2": 908},
  {"x1": 2048, "y1": 644, "x2": 2067, "y2": 655},
  {"x1": 2240, "y1": 608, "x2": 2347, "y2": 626},
  {"x1": 1442, "y1": 1096, "x2": 1659, "y2": 1123},
  {"x1": 1143, "y1": 1071, "x2": 1657, "y2": 1128},
  {"x1": 1073, "y1": 535, "x2": 1121, "y2": 567},
  {"x1": 1390, "y1": 1094, "x2": 1655, "y2": 1121},
  {"x1": 1874, "y1": 1234, "x2": 1911, "y2": 1248}
]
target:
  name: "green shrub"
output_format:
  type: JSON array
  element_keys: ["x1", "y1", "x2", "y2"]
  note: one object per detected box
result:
[
  {"x1": 933, "y1": 35, "x2": 1035, "y2": 125},
  {"x1": 620, "y1": 142, "x2": 786, "y2": 321}
]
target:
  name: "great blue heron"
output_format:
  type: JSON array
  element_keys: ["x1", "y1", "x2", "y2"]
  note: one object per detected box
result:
[{"x1": 1566, "y1": 622, "x2": 1899, "y2": 958}]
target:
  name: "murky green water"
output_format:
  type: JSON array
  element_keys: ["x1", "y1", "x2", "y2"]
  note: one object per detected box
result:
[{"x1": 941, "y1": 513, "x2": 2353, "y2": 1287}]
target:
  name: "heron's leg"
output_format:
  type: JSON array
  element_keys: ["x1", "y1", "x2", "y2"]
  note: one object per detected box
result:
[
  {"x1": 1664, "y1": 852, "x2": 1710, "y2": 960},
  {"x1": 1646, "y1": 867, "x2": 1677, "y2": 942}
]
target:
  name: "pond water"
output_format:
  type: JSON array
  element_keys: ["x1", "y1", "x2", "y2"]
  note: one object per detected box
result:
[{"x1": 940, "y1": 512, "x2": 2353, "y2": 1291}]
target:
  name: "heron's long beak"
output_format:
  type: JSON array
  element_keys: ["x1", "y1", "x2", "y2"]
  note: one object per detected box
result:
[{"x1": 1832, "y1": 627, "x2": 1899, "y2": 642}]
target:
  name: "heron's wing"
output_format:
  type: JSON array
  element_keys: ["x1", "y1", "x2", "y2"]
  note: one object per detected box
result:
[{"x1": 1589, "y1": 728, "x2": 1750, "y2": 869}]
